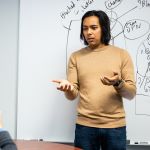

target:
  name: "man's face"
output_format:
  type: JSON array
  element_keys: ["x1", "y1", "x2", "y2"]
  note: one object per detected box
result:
[{"x1": 83, "y1": 16, "x2": 102, "y2": 48}]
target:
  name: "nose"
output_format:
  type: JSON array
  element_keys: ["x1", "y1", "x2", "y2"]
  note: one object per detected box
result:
[{"x1": 87, "y1": 28, "x2": 92, "y2": 34}]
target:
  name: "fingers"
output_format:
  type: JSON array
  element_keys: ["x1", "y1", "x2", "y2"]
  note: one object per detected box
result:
[
  {"x1": 101, "y1": 76, "x2": 114, "y2": 86},
  {"x1": 52, "y1": 79, "x2": 73, "y2": 92},
  {"x1": 101, "y1": 72, "x2": 120, "y2": 86},
  {"x1": 57, "y1": 84, "x2": 72, "y2": 91},
  {"x1": 52, "y1": 80, "x2": 61, "y2": 84},
  {"x1": 104, "y1": 76, "x2": 115, "y2": 82}
]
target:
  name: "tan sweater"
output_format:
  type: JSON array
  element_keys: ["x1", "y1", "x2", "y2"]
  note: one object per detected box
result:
[{"x1": 66, "y1": 45, "x2": 136, "y2": 128}]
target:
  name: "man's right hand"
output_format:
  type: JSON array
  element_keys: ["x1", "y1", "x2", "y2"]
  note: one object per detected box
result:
[{"x1": 52, "y1": 79, "x2": 73, "y2": 92}]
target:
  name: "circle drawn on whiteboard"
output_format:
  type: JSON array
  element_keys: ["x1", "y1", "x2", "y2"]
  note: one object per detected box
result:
[
  {"x1": 105, "y1": 0, "x2": 123, "y2": 10},
  {"x1": 123, "y1": 19, "x2": 150, "y2": 40},
  {"x1": 136, "y1": 39, "x2": 150, "y2": 77}
]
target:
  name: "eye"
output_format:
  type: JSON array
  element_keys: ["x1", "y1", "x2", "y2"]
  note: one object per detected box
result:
[
  {"x1": 91, "y1": 26, "x2": 98, "y2": 30},
  {"x1": 83, "y1": 27, "x2": 88, "y2": 31}
]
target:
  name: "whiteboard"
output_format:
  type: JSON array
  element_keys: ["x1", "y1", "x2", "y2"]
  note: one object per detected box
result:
[{"x1": 17, "y1": 0, "x2": 150, "y2": 143}]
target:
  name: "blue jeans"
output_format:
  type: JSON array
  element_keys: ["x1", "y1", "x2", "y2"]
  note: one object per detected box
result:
[{"x1": 74, "y1": 124, "x2": 126, "y2": 150}]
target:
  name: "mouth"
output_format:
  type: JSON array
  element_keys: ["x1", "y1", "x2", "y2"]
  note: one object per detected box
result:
[{"x1": 87, "y1": 38, "x2": 94, "y2": 42}]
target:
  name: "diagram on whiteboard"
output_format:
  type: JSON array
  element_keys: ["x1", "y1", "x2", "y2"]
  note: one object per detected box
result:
[{"x1": 59, "y1": 0, "x2": 150, "y2": 116}]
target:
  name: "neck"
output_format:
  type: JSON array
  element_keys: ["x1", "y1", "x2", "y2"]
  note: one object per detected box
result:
[{"x1": 88, "y1": 43, "x2": 106, "y2": 50}]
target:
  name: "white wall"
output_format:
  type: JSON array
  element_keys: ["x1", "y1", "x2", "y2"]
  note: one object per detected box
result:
[{"x1": 0, "y1": 0, "x2": 19, "y2": 138}]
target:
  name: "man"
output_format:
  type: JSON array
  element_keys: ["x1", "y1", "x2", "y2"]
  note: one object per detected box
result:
[{"x1": 53, "y1": 10, "x2": 136, "y2": 150}]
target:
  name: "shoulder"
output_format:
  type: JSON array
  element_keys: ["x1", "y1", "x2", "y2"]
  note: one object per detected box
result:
[
  {"x1": 109, "y1": 45, "x2": 131, "y2": 56},
  {"x1": 70, "y1": 47, "x2": 87, "y2": 57},
  {"x1": 109, "y1": 45, "x2": 126, "y2": 52}
]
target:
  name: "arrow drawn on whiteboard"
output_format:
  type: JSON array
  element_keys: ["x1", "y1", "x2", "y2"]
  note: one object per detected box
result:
[{"x1": 117, "y1": 6, "x2": 138, "y2": 20}]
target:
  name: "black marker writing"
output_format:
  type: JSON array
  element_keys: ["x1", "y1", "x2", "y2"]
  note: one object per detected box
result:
[
  {"x1": 137, "y1": 0, "x2": 150, "y2": 8},
  {"x1": 60, "y1": 1, "x2": 76, "y2": 19},
  {"x1": 105, "y1": 0, "x2": 123, "y2": 10},
  {"x1": 81, "y1": 0, "x2": 94, "y2": 10}
]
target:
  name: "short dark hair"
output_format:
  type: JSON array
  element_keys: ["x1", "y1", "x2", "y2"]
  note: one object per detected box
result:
[{"x1": 80, "y1": 10, "x2": 111, "y2": 45}]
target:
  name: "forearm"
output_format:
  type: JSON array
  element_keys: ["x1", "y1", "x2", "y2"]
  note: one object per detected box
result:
[{"x1": 114, "y1": 81, "x2": 136, "y2": 100}]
